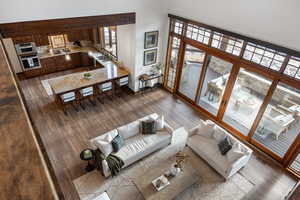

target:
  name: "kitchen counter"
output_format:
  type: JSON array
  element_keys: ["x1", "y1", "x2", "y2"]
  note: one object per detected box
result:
[
  {"x1": 38, "y1": 46, "x2": 119, "y2": 70},
  {"x1": 38, "y1": 46, "x2": 96, "y2": 59}
]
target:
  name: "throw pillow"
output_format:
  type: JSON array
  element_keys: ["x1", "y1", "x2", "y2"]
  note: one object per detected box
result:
[
  {"x1": 93, "y1": 130, "x2": 118, "y2": 157},
  {"x1": 218, "y1": 137, "x2": 233, "y2": 155},
  {"x1": 111, "y1": 134, "x2": 124, "y2": 152},
  {"x1": 155, "y1": 115, "x2": 165, "y2": 130},
  {"x1": 196, "y1": 120, "x2": 215, "y2": 138},
  {"x1": 117, "y1": 121, "x2": 140, "y2": 139},
  {"x1": 226, "y1": 143, "x2": 245, "y2": 163},
  {"x1": 212, "y1": 126, "x2": 227, "y2": 143},
  {"x1": 141, "y1": 119, "x2": 156, "y2": 134}
]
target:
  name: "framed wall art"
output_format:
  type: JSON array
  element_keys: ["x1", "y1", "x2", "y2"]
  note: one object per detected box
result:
[
  {"x1": 144, "y1": 31, "x2": 159, "y2": 49},
  {"x1": 144, "y1": 49, "x2": 157, "y2": 66}
]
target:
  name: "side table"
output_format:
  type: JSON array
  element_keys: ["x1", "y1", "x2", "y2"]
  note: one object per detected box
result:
[
  {"x1": 138, "y1": 73, "x2": 163, "y2": 94},
  {"x1": 80, "y1": 148, "x2": 95, "y2": 172}
]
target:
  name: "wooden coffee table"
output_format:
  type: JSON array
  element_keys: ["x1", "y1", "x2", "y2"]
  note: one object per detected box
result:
[{"x1": 133, "y1": 158, "x2": 200, "y2": 200}]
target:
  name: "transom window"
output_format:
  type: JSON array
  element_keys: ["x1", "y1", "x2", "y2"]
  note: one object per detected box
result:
[
  {"x1": 243, "y1": 43, "x2": 286, "y2": 71},
  {"x1": 284, "y1": 56, "x2": 300, "y2": 79},
  {"x1": 186, "y1": 23, "x2": 211, "y2": 45},
  {"x1": 171, "y1": 19, "x2": 184, "y2": 35},
  {"x1": 211, "y1": 32, "x2": 244, "y2": 56}
]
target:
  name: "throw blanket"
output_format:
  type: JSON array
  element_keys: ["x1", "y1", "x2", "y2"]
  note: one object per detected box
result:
[
  {"x1": 106, "y1": 154, "x2": 125, "y2": 176},
  {"x1": 94, "y1": 149, "x2": 124, "y2": 176}
]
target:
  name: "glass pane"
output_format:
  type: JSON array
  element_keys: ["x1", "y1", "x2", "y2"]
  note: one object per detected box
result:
[
  {"x1": 252, "y1": 83, "x2": 300, "y2": 157},
  {"x1": 197, "y1": 56, "x2": 233, "y2": 116},
  {"x1": 223, "y1": 68, "x2": 272, "y2": 135},
  {"x1": 178, "y1": 45, "x2": 205, "y2": 100},
  {"x1": 290, "y1": 153, "x2": 300, "y2": 172},
  {"x1": 166, "y1": 37, "x2": 181, "y2": 89}
]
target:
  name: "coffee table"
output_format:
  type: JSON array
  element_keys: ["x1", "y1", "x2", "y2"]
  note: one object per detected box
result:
[{"x1": 133, "y1": 158, "x2": 200, "y2": 200}]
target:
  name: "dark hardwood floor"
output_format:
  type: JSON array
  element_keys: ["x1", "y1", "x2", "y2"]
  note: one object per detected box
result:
[{"x1": 19, "y1": 68, "x2": 297, "y2": 200}]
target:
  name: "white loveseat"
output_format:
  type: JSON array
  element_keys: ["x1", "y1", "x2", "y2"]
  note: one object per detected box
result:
[
  {"x1": 187, "y1": 120, "x2": 253, "y2": 179},
  {"x1": 90, "y1": 113, "x2": 173, "y2": 177}
]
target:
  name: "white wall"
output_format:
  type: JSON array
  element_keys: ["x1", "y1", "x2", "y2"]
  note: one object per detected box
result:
[
  {"x1": 117, "y1": 24, "x2": 136, "y2": 90},
  {"x1": 166, "y1": 0, "x2": 300, "y2": 51}
]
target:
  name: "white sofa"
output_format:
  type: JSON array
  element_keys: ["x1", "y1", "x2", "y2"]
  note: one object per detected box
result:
[
  {"x1": 90, "y1": 113, "x2": 173, "y2": 177},
  {"x1": 187, "y1": 119, "x2": 253, "y2": 179}
]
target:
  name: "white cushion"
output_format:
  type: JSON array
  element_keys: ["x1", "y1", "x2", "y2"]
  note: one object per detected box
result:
[
  {"x1": 212, "y1": 125, "x2": 227, "y2": 143},
  {"x1": 156, "y1": 115, "x2": 164, "y2": 130},
  {"x1": 227, "y1": 143, "x2": 245, "y2": 163},
  {"x1": 101, "y1": 82, "x2": 112, "y2": 91},
  {"x1": 61, "y1": 92, "x2": 75, "y2": 102},
  {"x1": 80, "y1": 87, "x2": 93, "y2": 94},
  {"x1": 93, "y1": 130, "x2": 118, "y2": 157},
  {"x1": 117, "y1": 121, "x2": 140, "y2": 139},
  {"x1": 196, "y1": 120, "x2": 215, "y2": 138},
  {"x1": 150, "y1": 115, "x2": 165, "y2": 130},
  {"x1": 113, "y1": 131, "x2": 171, "y2": 166},
  {"x1": 139, "y1": 113, "x2": 159, "y2": 122},
  {"x1": 188, "y1": 135, "x2": 229, "y2": 173}
]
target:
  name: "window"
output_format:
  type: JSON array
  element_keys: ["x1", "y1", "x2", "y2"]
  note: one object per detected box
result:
[
  {"x1": 211, "y1": 32, "x2": 244, "y2": 56},
  {"x1": 243, "y1": 43, "x2": 286, "y2": 71},
  {"x1": 284, "y1": 56, "x2": 300, "y2": 80},
  {"x1": 170, "y1": 19, "x2": 184, "y2": 35},
  {"x1": 186, "y1": 23, "x2": 211, "y2": 45},
  {"x1": 102, "y1": 26, "x2": 117, "y2": 58},
  {"x1": 166, "y1": 36, "x2": 181, "y2": 89}
]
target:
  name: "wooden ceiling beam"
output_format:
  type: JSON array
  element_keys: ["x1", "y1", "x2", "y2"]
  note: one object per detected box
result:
[{"x1": 0, "y1": 12, "x2": 136, "y2": 38}]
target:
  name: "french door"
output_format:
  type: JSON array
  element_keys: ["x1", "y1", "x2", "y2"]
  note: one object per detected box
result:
[
  {"x1": 174, "y1": 41, "x2": 300, "y2": 165},
  {"x1": 177, "y1": 44, "x2": 206, "y2": 101}
]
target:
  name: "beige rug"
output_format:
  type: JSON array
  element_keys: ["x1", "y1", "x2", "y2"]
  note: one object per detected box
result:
[{"x1": 73, "y1": 130, "x2": 254, "y2": 200}]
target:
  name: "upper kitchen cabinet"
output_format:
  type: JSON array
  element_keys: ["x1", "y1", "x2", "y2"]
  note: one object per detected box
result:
[
  {"x1": 34, "y1": 34, "x2": 49, "y2": 47},
  {"x1": 67, "y1": 29, "x2": 93, "y2": 42},
  {"x1": 12, "y1": 36, "x2": 34, "y2": 44}
]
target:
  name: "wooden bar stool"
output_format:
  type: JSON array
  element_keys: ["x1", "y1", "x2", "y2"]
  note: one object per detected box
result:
[
  {"x1": 79, "y1": 86, "x2": 96, "y2": 109},
  {"x1": 115, "y1": 76, "x2": 129, "y2": 96},
  {"x1": 60, "y1": 91, "x2": 78, "y2": 114},
  {"x1": 96, "y1": 81, "x2": 113, "y2": 103}
]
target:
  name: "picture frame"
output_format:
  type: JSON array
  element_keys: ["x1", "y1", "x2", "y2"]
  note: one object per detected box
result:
[
  {"x1": 144, "y1": 31, "x2": 159, "y2": 49},
  {"x1": 144, "y1": 49, "x2": 157, "y2": 66}
]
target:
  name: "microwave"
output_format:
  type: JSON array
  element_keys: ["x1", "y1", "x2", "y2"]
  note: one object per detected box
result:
[
  {"x1": 15, "y1": 42, "x2": 37, "y2": 55},
  {"x1": 20, "y1": 55, "x2": 41, "y2": 70}
]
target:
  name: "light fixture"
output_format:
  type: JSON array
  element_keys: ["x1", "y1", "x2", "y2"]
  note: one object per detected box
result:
[
  {"x1": 88, "y1": 51, "x2": 93, "y2": 57},
  {"x1": 65, "y1": 54, "x2": 71, "y2": 61}
]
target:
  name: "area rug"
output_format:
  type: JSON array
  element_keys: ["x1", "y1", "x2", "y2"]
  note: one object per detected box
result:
[
  {"x1": 73, "y1": 129, "x2": 254, "y2": 200},
  {"x1": 41, "y1": 79, "x2": 53, "y2": 96}
]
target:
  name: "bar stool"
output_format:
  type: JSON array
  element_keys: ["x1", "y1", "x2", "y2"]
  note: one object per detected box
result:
[
  {"x1": 115, "y1": 76, "x2": 129, "y2": 96},
  {"x1": 79, "y1": 86, "x2": 96, "y2": 109},
  {"x1": 97, "y1": 81, "x2": 113, "y2": 103},
  {"x1": 60, "y1": 91, "x2": 78, "y2": 114}
]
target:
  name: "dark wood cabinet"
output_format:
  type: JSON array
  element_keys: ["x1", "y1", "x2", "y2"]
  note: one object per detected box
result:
[
  {"x1": 34, "y1": 35, "x2": 49, "y2": 47},
  {"x1": 40, "y1": 57, "x2": 57, "y2": 74},
  {"x1": 25, "y1": 52, "x2": 94, "y2": 78},
  {"x1": 12, "y1": 36, "x2": 34, "y2": 44},
  {"x1": 67, "y1": 29, "x2": 93, "y2": 42},
  {"x1": 39, "y1": 52, "x2": 83, "y2": 76},
  {"x1": 24, "y1": 68, "x2": 41, "y2": 78},
  {"x1": 81, "y1": 53, "x2": 93, "y2": 67}
]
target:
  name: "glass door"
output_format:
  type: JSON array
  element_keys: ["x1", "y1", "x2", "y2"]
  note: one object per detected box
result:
[
  {"x1": 289, "y1": 152, "x2": 300, "y2": 174},
  {"x1": 222, "y1": 68, "x2": 273, "y2": 136},
  {"x1": 177, "y1": 44, "x2": 206, "y2": 101},
  {"x1": 197, "y1": 55, "x2": 233, "y2": 116},
  {"x1": 165, "y1": 36, "x2": 181, "y2": 90},
  {"x1": 251, "y1": 83, "x2": 300, "y2": 158}
]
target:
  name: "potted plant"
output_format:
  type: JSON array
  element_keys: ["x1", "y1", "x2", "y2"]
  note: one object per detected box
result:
[{"x1": 83, "y1": 72, "x2": 93, "y2": 79}]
